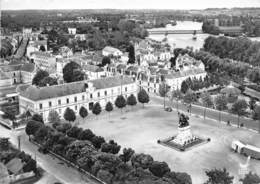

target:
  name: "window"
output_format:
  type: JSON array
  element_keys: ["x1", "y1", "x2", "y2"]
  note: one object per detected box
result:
[
  {"x1": 13, "y1": 73, "x2": 16, "y2": 77},
  {"x1": 75, "y1": 106, "x2": 77, "y2": 111},
  {"x1": 39, "y1": 103, "x2": 42, "y2": 109},
  {"x1": 49, "y1": 101, "x2": 52, "y2": 107},
  {"x1": 98, "y1": 92, "x2": 100, "y2": 97},
  {"x1": 67, "y1": 98, "x2": 69, "y2": 104},
  {"x1": 104, "y1": 91, "x2": 107, "y2": 96},
  {"x1": 82, "y1": 95, "x2": 85, "y2": 101},
  {"x1": 58, "y1": 99, "x2": 61, "y2": 105},
  {"x1": 125, "y1": 87, "x2": 127, "y2": 92},
  {"x1": 74, "y1": 96, "x2": 77, "y2": 102},
  {"x1": 58, "y1": 109, "x2": 61, "y2": 114}
]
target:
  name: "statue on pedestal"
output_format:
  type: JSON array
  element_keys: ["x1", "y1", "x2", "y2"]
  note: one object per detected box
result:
[
  {"x1": 173, "y1": 113, "x2": 194, "y2": 146},
  {"x1": 178, "y1": 113, "x2": 189, "y2": 128}
]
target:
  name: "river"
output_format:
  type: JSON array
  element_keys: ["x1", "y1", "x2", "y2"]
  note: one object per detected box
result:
[{"x1": 148, "y1": 21, "x2": 260, "y2": 50}]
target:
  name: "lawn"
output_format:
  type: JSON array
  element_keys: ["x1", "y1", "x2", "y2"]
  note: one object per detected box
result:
[{"x1": 78, "y1": 104, "x2": 260, "y2": 184}]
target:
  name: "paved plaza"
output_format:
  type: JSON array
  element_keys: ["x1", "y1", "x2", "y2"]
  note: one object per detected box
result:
[{"x1": 78, "y1": 105, "x2": 260, "y2": 184}]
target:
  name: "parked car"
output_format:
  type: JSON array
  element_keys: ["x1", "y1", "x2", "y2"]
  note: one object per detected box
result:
[{"x1": 165, "y1": 107, "x2": 172, "y2": 112}]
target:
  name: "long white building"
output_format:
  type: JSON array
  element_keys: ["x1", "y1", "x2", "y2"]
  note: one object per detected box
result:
[{"x1": 18, "y1": 76, "x2": 137, "y2": 121}]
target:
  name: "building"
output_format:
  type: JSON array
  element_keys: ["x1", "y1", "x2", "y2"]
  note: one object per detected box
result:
[
  {"x1": 19, "y1": 76, "x2": 137, "y2": 121},
  {"x1": 26, "y1": 40, "x2": 48, "y2": 57},
  {"x1": 102, "y1": 46, "x2": 123, "y2": 57},
  {"x1": 68, "y1": 28, "x2": 77, "y2": 35},
  {"x1": 0, "y1": 63, "x2": 36, "y2": 86},
  {"x1": 30, "y1": 51, "x2": 56, "y2": 73},
  {"x1": 22, "y1": 28, "x2": 32, "y2": 38},
  {"x1": 83, "y1": 64, "x2": 112, "y2": 80}
]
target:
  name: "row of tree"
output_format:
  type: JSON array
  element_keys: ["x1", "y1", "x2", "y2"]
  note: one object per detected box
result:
[
  {"x1": 180, "y1": 75, "x2": 222, "y2": 94},
  {"x1": 192, "y1": 50, "x2": 260, "y2": 84},
  {"x1": 203, "y1": 36, "x2": 260, "y2": 67},
  {"x1": 62, "y1": 90, "x2": 149, "y2": 123}
]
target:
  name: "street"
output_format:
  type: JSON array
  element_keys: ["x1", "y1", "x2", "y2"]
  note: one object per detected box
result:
[
  {"x1": 0, "y1": 125, "x2": 100, "y2": 184},
  {"x1": 151, "y1": 95, "x2": 260, "y2": 133}
]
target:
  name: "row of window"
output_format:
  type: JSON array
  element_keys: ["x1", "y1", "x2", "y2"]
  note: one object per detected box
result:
[{"x1": 39, "y1": 87, "x2": 132, "y2": 109}]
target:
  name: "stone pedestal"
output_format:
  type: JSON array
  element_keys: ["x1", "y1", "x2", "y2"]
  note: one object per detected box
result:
[{"x1": 172, "y1": 126, "x2": 194, "y2": 145}]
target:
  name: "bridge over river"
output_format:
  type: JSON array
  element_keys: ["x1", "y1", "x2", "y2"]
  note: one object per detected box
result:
[{"x1": 147, "y1": 29, "x2": 203, "y2": 35}]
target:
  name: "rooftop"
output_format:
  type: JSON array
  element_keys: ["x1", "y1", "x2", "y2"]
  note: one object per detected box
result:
[
  {"x1": 20, "y1": 76, "x2": 134, "y2": 101},
  {"x1": 103, "y1": 46, "x2": 121, "y2": 53},
  {"x1": 83, "y1": 64, "x2": 104, "y2": 72}
]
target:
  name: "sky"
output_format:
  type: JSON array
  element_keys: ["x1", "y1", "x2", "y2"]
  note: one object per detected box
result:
[{"x1": 1, "y1": 0, "x2": 260, "y2": 10}]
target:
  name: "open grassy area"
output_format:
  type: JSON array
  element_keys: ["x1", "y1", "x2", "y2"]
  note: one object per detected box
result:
[{"x1": 78, "y1": 104, "x2": 260, "y2": 184}]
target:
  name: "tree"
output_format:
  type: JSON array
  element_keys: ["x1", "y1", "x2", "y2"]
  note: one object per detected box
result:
[
  {"x1": 48, "y1": 110, "x2": 60, "y2": 123},
  {"x1": 170, "y1": 89, "x2": 182, "y2": 111},
  {"x1": 32, "y1": 113, "x2": 44, "y2": 123},
  {"x1": 78, "y1": 129, "x2": 95, "y2": 141},
  {"x1": 131, "y1": 153, "x2": 154, "y2": 169},
  {"x1": 25, "y1": 120, "x2": 43, "y2": 139},
  {"x1": 34, "y1": 126, "x2": 48, "y2": 142},
  {"x1": 105, "y1": 101, "x2": 113, "y2": 116},
  {"x1": 63, "y1": 107, "x2": 76, "y2": 122},
  {"x1": 249, "y1": 98, "x2": 256, "y2": 111},
  {"x1": 181, "y1": 81, "x2": 189, "y2": 94},
  {"x1": 115, "y1": 95, "x2": 126, "y2": 113},
  {"x1": 231, "y1": 99, "x2": 248, "y2": 127},
  {"x1": 138, "y1": 89, "x2": 150, "y2": 108},
  {"x1": 253, "y1": 105, "x2": 260, "y2": 133},
  {"x1": 204, "y1": 168, "x2": 234, "y2": 184},
  {"x1": 127, "y1": 44, "x2": 135, "y2": 64},
  {"x1": 32, "y1": 70, "x2": 49, "y2": 86},
  {"x1": 39, "y1": 76, "x2": 58, "y2": 87},
  {"x1": 66, "y1": 126, "x2": 83, "y2": 139},
  {"x1": 63, "y1": 61, "x2": 84, "y2": 83},
  {"x1": 92, "y1": 102, "x2": 102, "y2": 116},
  {"x1": 79, "y1": 106, "x2": 88, "y2": 119},
  {"x1": 119, "y1": 148, "x2": 135, "y2": 163},
  {"x1": 127, "y1": 94, "x2": 137, "y2": 110},
  {"x1": 201, "y1": 92, "x2": 213, "y2": 119},
  {"x1": 240, "y1": 172, "x2": 260, "y2": 184},
  {"x1": 101, "y1": 140, "x2": 121, "y2": 154},
  {"x1": 159, "y1": 83, "x2": 169, "y2": 97},
  {"x1": 39, "y1": 45, "x2": 46, "y2": 51},
  {"x1": 214, "y1": 95, "x2": 228, "y2": 122},
  {"x1": 101, "y1": 56, "x2": 111, "y2": 67},
  {"x1": 91, "y1": 136, "x2": 105, "y2": 149},
  {"x1": 149, "y1": 161, "x2": 170, "y2": 178}
]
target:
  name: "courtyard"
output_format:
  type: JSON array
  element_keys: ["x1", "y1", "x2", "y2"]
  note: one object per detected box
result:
[{"x1": 78, "y1": 104, "x2": 260, "y2": 184}]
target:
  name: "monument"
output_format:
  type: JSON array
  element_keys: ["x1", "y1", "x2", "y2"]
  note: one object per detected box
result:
[
  {"x1": 158, "y1": 113, "x2": 209, "y2": 151},
  {"x1": 172, "y1": 113, "x2": 194, "y2": 145}
]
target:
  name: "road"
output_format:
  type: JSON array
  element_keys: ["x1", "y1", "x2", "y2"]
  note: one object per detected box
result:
[
  {"x1": 151, "y1": 95, "x2": 260, "y2": 133},
  {"x1": 0, "y1": 125, "x2": 100, "y2": 184}
]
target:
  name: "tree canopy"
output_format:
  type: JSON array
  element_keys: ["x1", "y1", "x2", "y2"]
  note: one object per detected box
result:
[
  {"x1": 79, "y1": 106, "x2": 88, "y2": 119},
  {"x1": 63, "y1": 107, "x2": 76, "y2": 122},
  {"x1": 92, "y1": 102, "x2": 102, "y2": 116},
  {"x1": 63, "y1": 61, "x2": 84, "y2": 83},
  {"x1": 32, "y1": 70, "x2": 49, "y2": 86},
  {"x1": 138, "y1": 89, "x2": 150, "y2": 107}
]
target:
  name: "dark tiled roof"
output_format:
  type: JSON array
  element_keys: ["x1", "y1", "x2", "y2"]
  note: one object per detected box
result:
[
  {"x1": 90, "y1": 76, "x2": 134, "y2": 90},
  {"x1": 0, "y1": 64, "x2": 22, "y2": 72},
  {"x1": 20, "y1": 81, "x2": 86, "y2": 101},
  {"x1": 20, "y1": 63, "x2": 35, "y2": 73},
  {"x1": 20, "y1": 76, "x2": 134, "y2": 101},
  {"x1": 84, "y1": 64, "x2": 104, "y2": 72}
]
